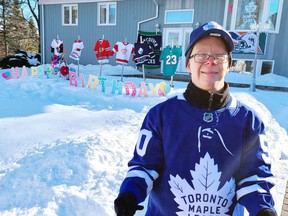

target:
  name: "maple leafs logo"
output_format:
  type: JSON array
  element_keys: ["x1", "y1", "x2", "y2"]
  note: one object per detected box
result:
[
  {"x1": 169, "y1": 153, "x2": 235, "y2": 215},
  {"x1": 203, "y1": 21, "x2": 222, "y2": 31}
]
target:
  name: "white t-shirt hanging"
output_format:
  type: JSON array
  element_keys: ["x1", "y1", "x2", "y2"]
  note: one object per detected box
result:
[
  {"x1": 70, "y1": 39, "x2": 84, "y2": 61},
  {"x1": 113, "y1": 42, "x2": 134, "y2": 65}
]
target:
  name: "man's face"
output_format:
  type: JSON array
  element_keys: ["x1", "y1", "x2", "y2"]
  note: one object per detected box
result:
[{"x1": 186, "y1": 36, "x2": 230, "y2": 93}]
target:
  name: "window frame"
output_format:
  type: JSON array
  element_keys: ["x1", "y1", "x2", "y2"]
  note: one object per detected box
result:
[
  {"x1": 164, "y1": 9, "x2": 194, "y2": 24},
  {"x1": 97, "y1": 2, "x2": 117, "y2": 26},
  {"x1": 62, "y1": 4, "x2": 78, "y2": 26},
  {"x1": 230, "y1": 0, "x2": 283, "y2": 33}
]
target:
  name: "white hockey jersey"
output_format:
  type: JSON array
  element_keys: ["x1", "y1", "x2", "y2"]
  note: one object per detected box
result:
[
  {"x1": 51, "y1": 39, "x2": 63, "y2": 57},
  {"x1": 113, "y1": 42, "x2": 134, "y2": 65},
  {"x1": 69, "y1": 39, "x2": 84, "y2": 61}
]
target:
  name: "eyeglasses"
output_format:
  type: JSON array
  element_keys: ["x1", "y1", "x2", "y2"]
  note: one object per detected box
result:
[{"x1": 189, "y1": 54, "x2": 229, "y2": 63}]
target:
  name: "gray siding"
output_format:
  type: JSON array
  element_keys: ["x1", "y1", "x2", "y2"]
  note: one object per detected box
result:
[
  {"x1": 42, "y1": 1, "x2": 161, "y2": 66},
  {"x1": 164, "y1": 0, "x2": 194, "y2": 9},
  {"x1": 41, "y1": 0, "x2": 227, "y2": 66},
  {"x1": 194, "y1": 0, "x2": 226, "y2": 24},
  {"x1": 40, "y1": 0, "x2": 288, "y2": 78}
]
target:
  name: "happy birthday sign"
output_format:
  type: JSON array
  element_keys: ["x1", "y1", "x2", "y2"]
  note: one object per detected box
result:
[{"x1": 1, "y1": 66, "x2": 171, "y2": 96}]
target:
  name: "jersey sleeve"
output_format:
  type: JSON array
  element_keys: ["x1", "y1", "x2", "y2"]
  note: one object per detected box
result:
[
  {"x1": 79, "y1": 41, "x2": 84, "y2": 50},
  {"x1": 117, "y1": 105, "x2": 164, "y2": 203},
  {"x1": 236, "y1": 110, "x2": 276, "y2": 215},
  {"x1": 51, "y1": 39, "x2": 57, "y2": 49}
]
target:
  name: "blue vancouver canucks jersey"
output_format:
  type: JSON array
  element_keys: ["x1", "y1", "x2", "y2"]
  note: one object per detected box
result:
[{"x1": 118, "y1": 93, "x2": 275, "y2": 216}]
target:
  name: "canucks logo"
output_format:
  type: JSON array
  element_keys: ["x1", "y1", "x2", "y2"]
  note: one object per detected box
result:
[{"x1": 169, "y1": 153, "x2": 235, "y2": 215}]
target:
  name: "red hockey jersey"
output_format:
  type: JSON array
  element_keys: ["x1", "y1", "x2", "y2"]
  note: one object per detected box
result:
[{"x1": 94, "y1": 39, "x2": 113, "y2": 59}]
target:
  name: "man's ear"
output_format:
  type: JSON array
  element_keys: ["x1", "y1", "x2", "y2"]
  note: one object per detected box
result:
[
  {"x1": 228, "y1": 54, "x2": 232, "y2": 68},
  {"x1": 186, "y1": 62, "x2": 192, "y2": 74}
]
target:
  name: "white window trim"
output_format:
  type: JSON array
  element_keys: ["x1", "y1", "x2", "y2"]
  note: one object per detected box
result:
[
  {"x1": 230, "y1": 0, "x2": 283, "y2": 33},
  {"x1": 97, "y1": 2, "x2": 117, "y2": 26},
  {"x1": 62, "y1": 4, "x2": 78, "y2": 26},
  {"x1": 164, "y1": 9, "x2": 194, "y2": 24},
  {"x1": 230, "y1": 58, "x2": 274, "y2": 76}
]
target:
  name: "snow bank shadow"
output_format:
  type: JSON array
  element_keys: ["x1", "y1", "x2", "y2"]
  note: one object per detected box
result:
[{"x1": 0, "y1": 141, "x2": 90, "y2": 210}]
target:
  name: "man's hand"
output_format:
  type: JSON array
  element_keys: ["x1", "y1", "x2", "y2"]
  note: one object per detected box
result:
[
  {"x1": 257, "y1": 208, "x2": 277, "y2": 216},
  {"x1": 114, "y1": 192, "x2": 144, "y2": 216}
]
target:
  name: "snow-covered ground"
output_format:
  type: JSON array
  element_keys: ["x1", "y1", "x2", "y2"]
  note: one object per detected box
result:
[{"x1": 0, "y1": 63, "x2": 287, "y2": 216}]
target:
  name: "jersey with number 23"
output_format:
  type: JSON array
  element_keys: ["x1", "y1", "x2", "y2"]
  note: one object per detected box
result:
[{"x1": 160, "y1": 45, "x2": 182, "y2": 77}]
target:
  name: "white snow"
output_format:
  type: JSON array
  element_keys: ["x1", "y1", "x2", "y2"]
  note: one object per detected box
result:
[{"x1": 0, "y1": 63, "x2": 287, "y2": 216}]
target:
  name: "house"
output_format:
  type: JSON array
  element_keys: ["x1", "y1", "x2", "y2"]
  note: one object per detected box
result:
[{"x1": 38, "y1": 0, "x2": 288, "y2": 79}]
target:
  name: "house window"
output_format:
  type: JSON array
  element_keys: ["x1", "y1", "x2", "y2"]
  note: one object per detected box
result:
[
  {"x1": 62, "y1": 4, "x2": 78, "y2": 26},
  {"x1": 164, "y1": 10, "x2": 194, "y2": 24},
  {"x1": 97, "y1": 2, "x2": 117, "y2": 26},
  {"x1": 260, "y1": 60, "x2": 274, "y2": 75},
  {"x1": 230, "y1": 59, "x2": 274, "y2": 76},
  {"x1": 231, "y1": 0, "x2": 283, "y2": 33}
]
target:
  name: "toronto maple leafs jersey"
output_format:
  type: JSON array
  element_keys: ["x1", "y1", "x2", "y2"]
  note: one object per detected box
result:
[{"x1": 118, "y1": 93, "x2": 275, "y2": 216}]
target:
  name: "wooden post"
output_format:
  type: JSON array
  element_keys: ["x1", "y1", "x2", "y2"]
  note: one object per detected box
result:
[
  {"x1": 77, "y1": 59, "x2": 80, "y2": 77},
  {"x1": 281, "y1": 180, "x2": 288, "y2": 216},
  {"x1": 121, "y1": 64, "x2": 124, "y2": 82},
  {"x1": 99, "y1": 61, "x2": 103, "y2": 77},
  {"x1": 142, "y1": 64, "x2": 145, "y2": 82},
  {"x1": 170, "y1": 76, "x2": 174, "y2": 87}
]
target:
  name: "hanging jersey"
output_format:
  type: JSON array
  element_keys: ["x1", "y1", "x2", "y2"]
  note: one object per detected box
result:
[
  {"x1": 94, "y1": 39, "x2": 113, "y2": 60},
  {"x1": 160, "y1": 45, "x2": 182, "y2": 77},
  {"x1": 51, "y1": 39, "x2": 64, "y2": 57},
  {"x1": 113, "y1": 42, "x2": 134, "y2": 65},
  {"x1": 137, "y1": 31, "x2": 162, "y2": 68},
  {"x1": 133, "y1": 42, "x2": 153, "y2": 66},
  {"x1": 69, "y1": 39, "x2": 84, "y2": 61}
]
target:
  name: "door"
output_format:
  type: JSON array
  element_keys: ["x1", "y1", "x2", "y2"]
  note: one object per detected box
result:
[{"x1": 163, "y1": 28, "x2": 193, "y2": 73}]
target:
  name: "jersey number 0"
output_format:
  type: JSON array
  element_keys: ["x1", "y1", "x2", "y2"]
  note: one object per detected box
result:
[{"x1": 136, "y1": 129, "x2": 152, "y2": 157}]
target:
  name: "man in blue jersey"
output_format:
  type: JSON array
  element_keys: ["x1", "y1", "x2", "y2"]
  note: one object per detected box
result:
[{"x1": 114, "y1": 21, "x2": 277, "y2": 216}]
